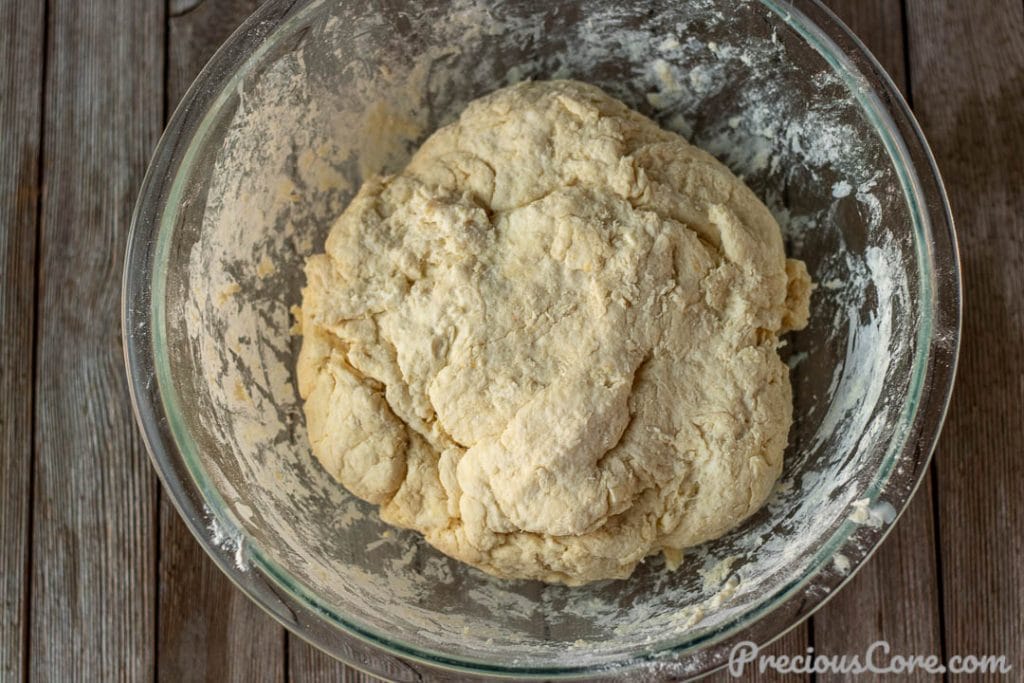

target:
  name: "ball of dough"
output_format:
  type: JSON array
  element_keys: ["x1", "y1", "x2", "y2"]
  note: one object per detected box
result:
[{"x1": 297, "y1": 80, "x2": 811, "y2": 585}]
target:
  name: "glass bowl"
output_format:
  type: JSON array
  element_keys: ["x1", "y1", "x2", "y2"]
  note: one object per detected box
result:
[{"x1": 123, "y1": 0, "x2": 960, "y2": 679}]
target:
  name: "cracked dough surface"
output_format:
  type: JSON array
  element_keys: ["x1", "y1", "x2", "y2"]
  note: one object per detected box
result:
[{"x1": 297, "y1": 80, "x2": 811, "y2": 585}]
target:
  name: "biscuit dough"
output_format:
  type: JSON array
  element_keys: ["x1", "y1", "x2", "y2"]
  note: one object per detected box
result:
[{"x1": 297, "y1": 80, "x2": 811, "y2": 585}]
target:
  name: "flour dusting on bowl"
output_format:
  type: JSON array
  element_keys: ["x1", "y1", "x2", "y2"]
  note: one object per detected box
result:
[{"x1": 150, "y1": 0, "x2": 937, "y2": 676}]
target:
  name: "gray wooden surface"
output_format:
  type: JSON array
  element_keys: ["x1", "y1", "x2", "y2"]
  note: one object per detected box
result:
[
  {"x1": 1, "y1": 2, "x2": 44, "y2": 681},
  {"x1": 2, "y1": 0, "x2": 1022, "y2": 681},
  {"x1": 911, "y1": 1, "x2": 1024, "y2": 670},
  {"x1": 29, "y1": 1, "x2": 163, "y2": 680}
]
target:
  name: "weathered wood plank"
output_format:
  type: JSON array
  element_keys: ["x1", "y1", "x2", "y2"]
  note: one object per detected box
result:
[
  {"x1": 811, "y1": 3, "x2": 945, "y2": 679},
  {"x1": 28, "y1": 0, "x2": 164, "y2": 680},
  {"x1": 907, "y1": 0, "x2": 1024, "y2": 675},
  {"x1": 157, "y1": 1, "x2": 287, "y2": 682},
  {"x1": 0, "y1": 1, "x2": 45, "y2": 681}
]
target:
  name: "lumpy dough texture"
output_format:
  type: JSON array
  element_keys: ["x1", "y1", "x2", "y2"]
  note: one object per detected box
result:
[{"x1": 297, "y1": 80, "x2": 812, "y2": 585}]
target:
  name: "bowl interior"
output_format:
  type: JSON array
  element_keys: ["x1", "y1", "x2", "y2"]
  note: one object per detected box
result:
[{"x1": 154, "y1": 0, "x2": 927, "y2": 674}]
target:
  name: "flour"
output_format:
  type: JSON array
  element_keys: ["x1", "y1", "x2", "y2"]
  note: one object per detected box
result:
[
  {"x1": 170, "y1": 0, "x2": 920, "y2": 675},
  {"x1": 701, "y1": 555, "x2": 740, "y2": 592},
  {"x1": 206, "y1": 505, "x2": 249, "y2": 572},
  {"x1": 849, "y1": 498, "x2": 898, "y2": 528}
]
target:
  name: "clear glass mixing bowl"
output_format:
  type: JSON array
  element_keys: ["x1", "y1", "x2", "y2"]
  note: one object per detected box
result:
[{"x1": 123, "y1": 0, "x2": 960, "y2": 679}]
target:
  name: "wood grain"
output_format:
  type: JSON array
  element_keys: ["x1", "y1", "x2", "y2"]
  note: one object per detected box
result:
[
  {"x1": 811, "y1": 2, "x2": 945, "y2": 679},
  {"x1": 27, "y1": 0, "x2": 163, "y2": 680},
  {"x1": 157, "y1": 1, "x2": 288, "y2": 681},
  {"x1": 907, "y1": 0, "x2": 1024, "y2": 675},
  {"x1": 0, "y1": 1, "x2": 44, "y2": 681}
]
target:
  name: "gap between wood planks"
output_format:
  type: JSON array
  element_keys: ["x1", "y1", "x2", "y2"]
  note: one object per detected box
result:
[{"x1": 0, "y1": 1, "x2": 46, "y2": 681}]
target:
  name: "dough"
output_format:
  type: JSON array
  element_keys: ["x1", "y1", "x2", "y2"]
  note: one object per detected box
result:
[{"x1": 297, "y1": 80, "x2": 811, "y2": 585}]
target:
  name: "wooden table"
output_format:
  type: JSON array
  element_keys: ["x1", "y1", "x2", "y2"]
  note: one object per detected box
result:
[{"x1": 2, "y1": 1, "x2": 1021, "y2": 680}]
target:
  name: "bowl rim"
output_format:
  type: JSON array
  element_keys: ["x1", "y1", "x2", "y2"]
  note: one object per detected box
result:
[{"x1": 122, "y1": 0, "x2": 961, "y2": 679}]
